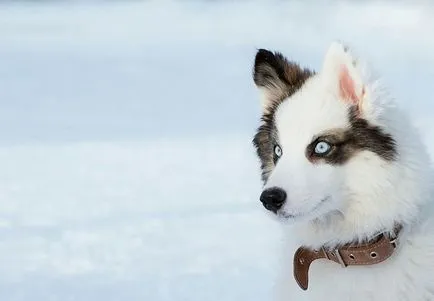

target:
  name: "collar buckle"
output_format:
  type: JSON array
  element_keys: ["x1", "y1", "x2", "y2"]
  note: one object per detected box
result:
[{"x1": 334, "y1": 248, "x2": 347, "y2": 267}]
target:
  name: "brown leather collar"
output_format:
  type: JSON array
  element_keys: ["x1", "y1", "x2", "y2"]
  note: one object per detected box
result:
[{"x1": 293, "y1": 225, "x2": 402, "y2": 291}]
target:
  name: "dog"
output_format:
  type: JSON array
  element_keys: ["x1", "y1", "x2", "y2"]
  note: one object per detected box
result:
[{"x1": 252, "y1": 42, "x2": 434, "y2": 300}]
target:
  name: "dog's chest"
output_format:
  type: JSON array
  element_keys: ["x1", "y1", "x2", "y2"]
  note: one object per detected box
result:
[{"x1": 303, "y1": 261, "x2": 413, "y2": 301}]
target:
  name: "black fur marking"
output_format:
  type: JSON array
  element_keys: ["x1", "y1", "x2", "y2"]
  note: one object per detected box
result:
[
  {"x1": 306, "y1": 107, "x2": 397, "y2": 164},
  {"x1": 254, "y1": 49, "x2": 292, "y2": 88},
  {"x1": 347, "y1": 107, "x2": 397, "y2": 161},
  {"x1": 253, "y1": 49, "x2": 314, "y2": 105},
  {"x1": 253, "y1": 111, "x2": 279, "y2": 184},
  {"x1": 252, "y1": 49, "x2": 314, "y2": 184}
]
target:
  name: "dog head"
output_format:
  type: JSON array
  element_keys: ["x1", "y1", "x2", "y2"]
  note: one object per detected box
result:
[{"x1": 252, "y1": 42, "x2": 430, "y2": 242}]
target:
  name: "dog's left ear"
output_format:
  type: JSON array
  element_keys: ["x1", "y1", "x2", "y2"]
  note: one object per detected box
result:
[
  {"x1": 322, "y1": 42, "x2": 367, "y2": 113},
  {"x1": 253, "y1": 49, "x2": 312, "y2": 112}
]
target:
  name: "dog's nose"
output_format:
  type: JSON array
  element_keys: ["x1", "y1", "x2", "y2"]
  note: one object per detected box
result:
[{"x1": 260, "y1": 187, "x2": 287, "y2": 213}]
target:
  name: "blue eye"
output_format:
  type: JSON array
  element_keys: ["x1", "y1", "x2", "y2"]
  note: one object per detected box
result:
[
  {"x1": 314, "y1": 141, "x2": 331, "y2": 155},
  {"x1": 274, "y1": 145, "x2": 282, "y2": 158}
]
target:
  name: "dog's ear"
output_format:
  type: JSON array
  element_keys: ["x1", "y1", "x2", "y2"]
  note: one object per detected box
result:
[
  {"x1": 253, "y1": 49, "x2": 312, "y2": 112},
  {"x1": 321, "y1": 42, "x2": 368, "y2": 113}
]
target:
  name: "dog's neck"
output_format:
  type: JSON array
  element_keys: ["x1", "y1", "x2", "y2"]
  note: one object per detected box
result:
[{"x1": 289, "y1": 211, "x2": 403, "y2": 250}]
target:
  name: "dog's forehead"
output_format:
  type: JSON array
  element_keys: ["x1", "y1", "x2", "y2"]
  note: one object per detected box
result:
[{"x1": 274, "y1": 78, "x2": 350, "y2": 145}]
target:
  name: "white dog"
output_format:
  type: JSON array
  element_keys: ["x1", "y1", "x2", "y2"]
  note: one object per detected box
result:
[{"x1": 252, "y1": 42, "x2": 434, "y2": 300}]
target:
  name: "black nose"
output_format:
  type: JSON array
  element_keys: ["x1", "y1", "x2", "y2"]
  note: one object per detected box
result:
[{"x1": 260, "y1": 187, "x2": 287, "y2": 213}]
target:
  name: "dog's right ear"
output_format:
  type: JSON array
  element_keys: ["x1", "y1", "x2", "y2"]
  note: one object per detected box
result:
[{"x1": 253, "y1": 49, "x2": 312, "y2": 112}]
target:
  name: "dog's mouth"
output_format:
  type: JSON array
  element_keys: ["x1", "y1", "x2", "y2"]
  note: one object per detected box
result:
[{"x1": 277, "y1": 196, "x2": 331, "y2": 220}]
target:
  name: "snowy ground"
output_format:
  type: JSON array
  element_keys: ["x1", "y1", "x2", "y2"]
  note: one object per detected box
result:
[{"x1": 0, "y1": 1, "x2": 433, "y2": 300}]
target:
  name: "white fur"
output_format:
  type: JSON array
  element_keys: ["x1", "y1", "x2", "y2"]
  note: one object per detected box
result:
[{"x1": 261, "y1": 42, "x2": 434, "y2": 300}]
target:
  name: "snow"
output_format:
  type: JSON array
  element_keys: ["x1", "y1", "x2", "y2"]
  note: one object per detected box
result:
[
  {"x1": 0, "y1": 139, "x2": 278, "y2": 300},
  {"x1": 0, "y1": 1, "x2": 433, "y2": 300}
]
